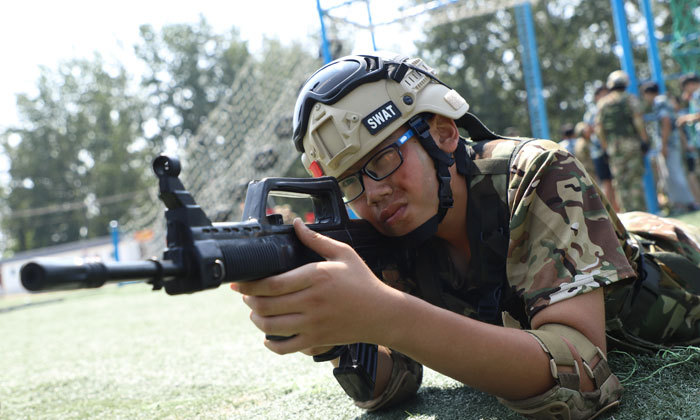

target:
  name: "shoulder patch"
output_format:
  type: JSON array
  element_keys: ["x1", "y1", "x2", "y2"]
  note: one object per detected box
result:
[{"x1": 362, "y1": 101, "x2": 402, "y2": 135}]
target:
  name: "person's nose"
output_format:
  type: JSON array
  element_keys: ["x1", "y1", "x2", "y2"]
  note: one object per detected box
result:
[{"x1": 362, "y1": 174, "x2": 392, "y2": 205}]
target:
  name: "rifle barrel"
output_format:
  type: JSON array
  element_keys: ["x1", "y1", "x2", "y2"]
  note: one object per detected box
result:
[{"x1": 21, "y1": 260, "x2": 181, "y2": 292}]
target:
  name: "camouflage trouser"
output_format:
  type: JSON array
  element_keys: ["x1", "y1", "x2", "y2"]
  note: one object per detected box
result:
[
  {"x1": 607, "y1": 135, "x2": 647, "y2": 212},
  {"x1": 605, "y1": 243, "x2": 700, "y2": 352}
]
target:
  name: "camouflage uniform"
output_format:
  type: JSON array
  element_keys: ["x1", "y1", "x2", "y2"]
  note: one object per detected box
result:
[
  {"x1": 380, "y1": 137, "x2": 700, "y2": 416},
  {"x1": 595, "y1": 91, "x2": 648, "y2": 212},
  {"x1": 385, "y1": 137, "x2": 700, "y2": 344}
]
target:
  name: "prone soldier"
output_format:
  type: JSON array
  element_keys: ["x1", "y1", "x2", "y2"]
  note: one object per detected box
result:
[{"x1": 232, "y1": 53, "x2": 700, "y2": 419}]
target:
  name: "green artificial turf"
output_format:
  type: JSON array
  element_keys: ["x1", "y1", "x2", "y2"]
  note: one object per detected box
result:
[
  {"x1": 676, "y1": 209, "x2": 700, "y2": 227},
  {"x1": 2, "y1": 284, "x2": 699, "y2": 420}
]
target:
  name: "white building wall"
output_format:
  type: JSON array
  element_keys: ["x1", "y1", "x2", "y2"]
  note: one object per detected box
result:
[{"x1": 1, "y1": 239, "x2": 142, "y2": 294}]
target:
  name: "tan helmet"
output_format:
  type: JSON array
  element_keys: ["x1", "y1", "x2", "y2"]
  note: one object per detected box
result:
[
  {"x1": 292, "y1": 52, "x2": 470, "y2": 178},
  {"x1": 606, "y1": 70, "x2": 629, "y2": 89}
]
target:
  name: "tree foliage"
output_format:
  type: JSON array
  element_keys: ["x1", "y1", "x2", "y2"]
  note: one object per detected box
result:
[
  {"x1": 1, "y1": 18, "x2": 253, "y2": 255},
  {"x1": 0, "y1": 57, "x2": 149, "y2": 252},
  {"x1": 134, "y1": 17, "x2": 250, "y2": 148},
  {"x1": 416, "y1": 0, "x2": 680, "y2": 139}
]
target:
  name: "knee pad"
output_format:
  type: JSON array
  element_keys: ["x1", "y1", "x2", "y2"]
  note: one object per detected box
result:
[{"x1": 354, "y1": 350, "x2": 423, "y2": 412}]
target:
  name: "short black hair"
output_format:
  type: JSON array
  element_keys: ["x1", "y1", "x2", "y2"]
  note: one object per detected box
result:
[
  {"x1": 560, "y1": 123, "x2": 575, "y2": 138},
  {"x1": 680, "y1": 73, "x2": 700, "y2": 89},
  {"x1": 641, "y1": 81, "x2": 659, "y2": 94}
]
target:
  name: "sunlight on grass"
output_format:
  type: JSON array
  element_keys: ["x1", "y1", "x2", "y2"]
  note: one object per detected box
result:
[{"x1": 2, "y1": 211, "x2": 700, "y2": 419}]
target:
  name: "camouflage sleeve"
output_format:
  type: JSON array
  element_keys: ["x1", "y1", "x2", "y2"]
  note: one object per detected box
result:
[{"x1": 506, "y1": 140, "x2": 637, "y2": 319}]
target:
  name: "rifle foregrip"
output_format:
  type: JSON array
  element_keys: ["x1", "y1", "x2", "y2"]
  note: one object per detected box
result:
[{"x1": 217, "y1": 236, "x2": 305, "y2": 283}]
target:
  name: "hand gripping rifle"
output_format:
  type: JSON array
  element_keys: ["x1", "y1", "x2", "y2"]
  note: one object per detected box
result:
[{"x1": 20, "y1": 155, "x2": 403, "y2": 402}]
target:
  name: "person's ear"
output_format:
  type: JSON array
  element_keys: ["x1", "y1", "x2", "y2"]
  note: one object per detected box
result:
[{"x1": 429, "y1": 114, "x2": 459, "y2": 153}]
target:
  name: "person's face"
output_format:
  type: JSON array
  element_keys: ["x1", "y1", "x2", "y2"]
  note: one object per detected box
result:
[
  {"x1": 682, "y1": 82, "x2": 699, "y2": 102},
  {"x1": 594, "y1": 89, "x2": 608, "y2": 104},
  {"x1": 582, "y1": 124, "x2": 592, "y2": 139},
  {"x1": 642, "y1": 91, "x2": 655, "y2": 104},
  {"x1": 344, "y1": 125, "x2": 440, "y2": 237}
]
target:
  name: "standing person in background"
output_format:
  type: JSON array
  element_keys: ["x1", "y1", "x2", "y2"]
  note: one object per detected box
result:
[
  {"x1": 641, "y1": 82, "x2": 698, "y2": 214},
  {"x1": 573, "y1": 121, "x2": 597, "y2": 179},
  {"x1": 585, "y1": 85, "x2": 621, "y2": 212},
  {"x1": 673, "y1": 89, "x2": 700, "y2": 203},
  {"x1": 677, "y1": 73, "x2": 700, "y2": 139},
  {"x1": 595, "y1": 70, "x2": 651, "y2": 212},
  {"x1": 678, "y1": 73, "x2": 700, "y2": 199},
  {"x1": 557, "y1": 123, "x2": 576, "y2": 155}
]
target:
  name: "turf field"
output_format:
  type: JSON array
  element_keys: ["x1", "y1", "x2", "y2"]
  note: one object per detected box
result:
[{"x1": 1, "y1": 212, "x2": 699, "y2": 419}]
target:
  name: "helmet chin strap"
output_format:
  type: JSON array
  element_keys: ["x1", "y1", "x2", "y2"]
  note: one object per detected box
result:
[
  {"x1": 392, "y1": 115, "x2": 454, "y2": 248},
  {"x1": 394, "y1": 113, "x2": 500, "y2": 248}
]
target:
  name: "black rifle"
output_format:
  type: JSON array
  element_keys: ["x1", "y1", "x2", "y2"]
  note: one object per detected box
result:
[{"x1": 21, "y1": 155, "x2": 404, "y2": 401}]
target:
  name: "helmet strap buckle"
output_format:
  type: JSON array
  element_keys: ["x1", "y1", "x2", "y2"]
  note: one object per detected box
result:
[{"x1": 389, "y1": 62, "x2": 410, "y2": 83}]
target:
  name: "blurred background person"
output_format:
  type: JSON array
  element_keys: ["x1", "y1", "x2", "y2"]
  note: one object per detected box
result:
[
  {"x1": 642, "y1": 81, "x2": 698, "y2": 215},
  {"x1": 573, "y1": 121, "x2": 597, "y2": 181},
  {"x1": 585, "y1": 85, "x2": 620, "y2": 212},
  {"x1": 673, "y1": 91, "x2": 700, "y2": 203},
  {"x1": 678, "y1": 74, "x2": 700, "y2": 200},
  {"x1": 677, "y1": 73, "x2": 700, "y2": 140},
  {"x1": 557, "y1": 123, "x2": 576, "y2": 155},
  {"x1": 595, "y1": 70, "x2": 651, "y2": 212}
]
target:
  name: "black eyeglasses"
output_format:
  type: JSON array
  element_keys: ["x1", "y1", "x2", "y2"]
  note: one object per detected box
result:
[{"x1": 337, "y1": 128, "x2": 415, "y2": 203}]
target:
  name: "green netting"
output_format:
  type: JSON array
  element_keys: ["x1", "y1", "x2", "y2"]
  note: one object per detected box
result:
[
  {"x1": 670, "y1": 0, "x2": 700, "y2": 73},
  {"x1": 123, "y1": 51, "x2": 322, "y2": 257}
]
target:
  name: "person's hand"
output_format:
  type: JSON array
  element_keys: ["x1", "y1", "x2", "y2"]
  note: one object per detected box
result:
[
  {"x1": 231, "y1": 218, "x2": 396, "y2": 355},
  {"x1": 677, "y1": 114, "x2": 700, "y2": 127}
]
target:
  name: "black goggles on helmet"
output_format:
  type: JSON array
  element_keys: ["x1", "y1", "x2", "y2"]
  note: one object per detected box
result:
[{"x1": 292, "y1": 54, "x2": 447, "y2": 153}]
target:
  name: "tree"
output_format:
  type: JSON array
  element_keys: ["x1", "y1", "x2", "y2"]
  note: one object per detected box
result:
[
  {"x1": 416, "y1": 0, "x2": 678, "y2": 139},
  {"x1": 134, "y1": 16, "x2": 250, "y2": 149},
  {"x1": 0, "y1": 56, "x2": 149, "y2": 253}
]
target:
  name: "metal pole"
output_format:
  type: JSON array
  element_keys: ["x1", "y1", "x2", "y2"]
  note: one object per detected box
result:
[
  {"x1": 640, "y1": 0, "x2": 666, "y2": 93},
  {"x1": 366, "y1": 0, "x2": 378, "y2": 51},
  {"x1": 110, "y1": 220, "x2": 119, "y2": 261},
  {"x1": 609, "y1": 0, "x2": 659, "y2": 214},
  {"x1": 317, "y1": 0, "x2": 332, "y2": 63},
  {"x1": 610, "y1": 0, "x2": 640, "y2": 92},
  {"x1": 514, "y1": 2, "x2": 550, "y2": 139}
]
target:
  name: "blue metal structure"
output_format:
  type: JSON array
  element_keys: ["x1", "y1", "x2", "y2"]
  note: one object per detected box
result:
[
  {"x1": 315, "y1": 1, "x2": 549, "y2": 139},
  {"x1": 110, "y1": 220, "x2": 120, "y2": 261},
  {"x1": 316, "y1": 0, "x2": 333, "y2": 63},
  {"x1": 610, "y1": 0, "x2": 660, "y2": 214},
  {"x1": 640, "y1": 0, "x2": 667, "y2": 93},
  {"x1": 315, "y1": 1, "x2": 664, "y2": 213},
  {"x1": 365, "y1": 0, "x2": 377, "y2": 51},
  {"x1": 514, "y1": 2, "x2": 550, "y2": 140}
]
